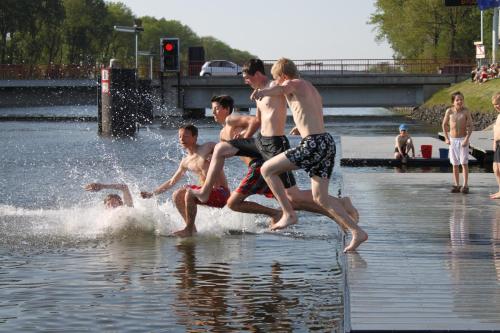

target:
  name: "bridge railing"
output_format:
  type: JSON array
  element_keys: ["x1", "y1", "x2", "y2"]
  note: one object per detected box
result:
[
  {"x1": 262, "y1": 59, "x2": 474, "y2": 76},
  {"x1": 0, "y1": 59, "x2": 474, "y2": 80}
]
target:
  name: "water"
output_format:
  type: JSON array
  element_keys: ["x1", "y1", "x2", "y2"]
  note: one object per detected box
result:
[{"x1": 0, "y1": 106, "x2": 450, "y2": 331}]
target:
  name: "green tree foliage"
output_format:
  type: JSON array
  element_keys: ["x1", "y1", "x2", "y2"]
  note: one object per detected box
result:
[
  {"x1": 0, "y1": 0, "x2": 254, "y2": 67},
  {"x1": 370, "y1": 0, "x2": 489, "y2": 61}
]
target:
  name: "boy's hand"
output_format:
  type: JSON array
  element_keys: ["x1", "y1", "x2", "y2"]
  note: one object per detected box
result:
[
  {"x1": 251, "y1": 89, "x2": 263, "y2": 101},
  {"x1": 462, "y1": 139, "x2": 469, "y2": 147},
  {"x1": 289, "y1": 127, "x2": 300, "y2": 136},
  {"x1": 140, "y1": 191, "x2": 153, "y2": 199},
  {"x1": 84, "y1": 183, "x2": 102, "y2": 192}
]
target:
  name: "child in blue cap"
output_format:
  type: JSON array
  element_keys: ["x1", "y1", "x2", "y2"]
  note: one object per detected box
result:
[{"x1": 394, "y1": 124, "x2": 415, "y2": 162}]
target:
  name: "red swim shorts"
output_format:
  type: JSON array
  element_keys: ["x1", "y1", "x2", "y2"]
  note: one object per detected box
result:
[{"x1": 186, "y1": 185, "x2": 230, "y2": 208}]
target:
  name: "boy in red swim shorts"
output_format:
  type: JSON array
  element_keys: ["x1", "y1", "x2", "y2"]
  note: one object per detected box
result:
[{"x1": 141, "y1": 124, "x2": 229, "y2": 237}]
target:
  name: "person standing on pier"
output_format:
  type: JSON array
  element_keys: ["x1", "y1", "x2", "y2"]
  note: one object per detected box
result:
[
  {"x1": 490, "y1": 92, "x2": 500, "y2": 199},
  {"x1": 442, "y1": 91, "x2": 473, "y2": 194},
  {"x1": 251, "y1": 58, "x2": 367, "y2": 252}
]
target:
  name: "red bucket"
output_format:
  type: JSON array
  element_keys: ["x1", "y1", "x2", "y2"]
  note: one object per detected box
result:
[{"x1": 421, "y1": 145, "x2": 432, "y2": 159}]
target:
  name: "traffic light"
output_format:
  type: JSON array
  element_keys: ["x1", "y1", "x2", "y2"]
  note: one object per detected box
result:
[{"x1": 161, "y1": 38, "x2": 180, "y2": 72}]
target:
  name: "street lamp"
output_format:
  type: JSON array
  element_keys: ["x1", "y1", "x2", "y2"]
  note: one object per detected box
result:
[{"x1": 114, "y1": 20, "x2": 144, "y2": 69}]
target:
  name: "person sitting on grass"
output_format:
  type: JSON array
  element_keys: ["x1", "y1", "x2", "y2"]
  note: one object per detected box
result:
[{"x1": 394, "y1": 124, "x2": 415, "y2": 163}]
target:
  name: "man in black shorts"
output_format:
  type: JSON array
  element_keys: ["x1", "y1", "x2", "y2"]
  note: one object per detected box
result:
[{"x1": 191, "y1": 59, "x2": 359, "y2": 228}]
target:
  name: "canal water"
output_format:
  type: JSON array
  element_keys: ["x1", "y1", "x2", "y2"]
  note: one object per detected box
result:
[{"x1": 0, "y1": 106, "x2": 441, "y2": 332}]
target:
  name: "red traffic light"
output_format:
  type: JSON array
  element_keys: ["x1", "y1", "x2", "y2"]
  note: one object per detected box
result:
[{"x1": 164, "y1": 43, "x2": 174, "y2": 52}]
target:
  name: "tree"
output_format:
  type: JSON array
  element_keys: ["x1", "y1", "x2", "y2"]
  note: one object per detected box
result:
[{"x1": 370, "y1": 0, "x2": 484, "y2": 61}]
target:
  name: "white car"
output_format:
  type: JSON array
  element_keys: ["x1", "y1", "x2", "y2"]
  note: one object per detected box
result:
[{"x1": 199, "y1": 60, "x2": 242, "y2": 76}]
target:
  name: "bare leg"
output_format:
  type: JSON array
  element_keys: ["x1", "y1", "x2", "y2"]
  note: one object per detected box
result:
[
  {"x1": 172, "y1": 188, "x2": 187, "y2": 220},
  {"x1": 173, "y1": 188, "x2": 198, "y2": 237},
  {"x1": 191, "y1": 142, "x2": 238, "y2": 203},
  {"x1": 227, "y1": 192, "x2": 281, "y2": 226},
  {"x1": 490, "y1": 162, "x2": 500, "y2": 199},
  {"x1": 452, "y1": 165, "x2": 460, "y2": 187},
  {"x1": 310, "y1": 176, "x2": 367, "y2": 252},
  {"x1": 462, "y1": 164, "x2": 469, "y2": 188},
  {"x1": 261, "y1": 153, "x2": 299, "y2": 229},
  {"x1": 283, "y1": 186, "x2": 359, "y2": 227}
]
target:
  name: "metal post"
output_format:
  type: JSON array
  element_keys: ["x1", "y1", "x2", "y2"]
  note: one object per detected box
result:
[
  {"x1": 149, "y1": 56, "x2": 153, "y2": 80},
  {"x1": 135, "y1": 32, "x2": 138, "y2": 69},
  {"x1": 493, "y1": 8, "x2": 498, "y2": 64},
  {"x1": 481, "y1": 10, "x2": 484, "y2": 43}
]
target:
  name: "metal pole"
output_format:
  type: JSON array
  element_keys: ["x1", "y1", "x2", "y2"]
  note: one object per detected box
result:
[
  {"x1": 481, "y1": 10, "x2": 484, "y2": 43},
  {"x1": 149, "y1": 56, "x2": 153, "y2": 80},
  {"x1": 493, "y1": 8, "x2": 498, "y2": 64},
  {"x1": 135, "y1": 31, "x2": 138, "y2": 69}
]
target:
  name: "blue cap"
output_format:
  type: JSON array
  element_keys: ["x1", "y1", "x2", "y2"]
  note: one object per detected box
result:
[{"x1": 399, "y1": 124, "x2": 408, "y2": 131}]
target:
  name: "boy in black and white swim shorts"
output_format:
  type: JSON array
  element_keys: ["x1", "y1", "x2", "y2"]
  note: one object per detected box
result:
[{"x1": 285, "y1": 132, "x2": 336, "y2": 179}]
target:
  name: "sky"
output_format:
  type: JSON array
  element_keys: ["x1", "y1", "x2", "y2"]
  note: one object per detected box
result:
[{"x1": 116, "y1": 0, "x2": 394, "y2": 60}]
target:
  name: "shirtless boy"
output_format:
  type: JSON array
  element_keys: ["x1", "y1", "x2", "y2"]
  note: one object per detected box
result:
[
  {"x1": 442, "y1": 91, "x2": 473, "y2": 194},
  {"x1": 252, "y1": 58, "x2": 367, "y2": 252},
  {"x1": 394, "y1": 124, "x2": 415, "y2": 162},
  {"x1": 84, "y1": 182, "x2": 134, "y2": 208},
  {"x1": 490, "y1": 92, "x2": 500, "y2": 199},
  {"x1": 141, "y1": 125, "x2": 230, "y2": 237},
  {"x1": 210, "y1": 94, "x2": 281, "y2": 224},
  {"x1": 191, "y1": 59, "x2": 359, "y2": 233}
]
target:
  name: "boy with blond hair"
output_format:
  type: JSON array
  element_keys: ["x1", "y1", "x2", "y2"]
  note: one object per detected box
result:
[
  {"x1": 491, "y1": 92, "x2": 500, "y2": 199},
  {"x1": 252, "y1": 58, "x2": 367, "y2": 252},
  {"x1": 442, "y1": 91, "x2": 473, "y2": 194}
]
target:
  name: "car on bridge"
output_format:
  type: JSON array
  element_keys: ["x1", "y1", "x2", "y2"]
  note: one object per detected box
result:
[{"x1": 199, "y1": 60, "x2": 242, "y2": 77}]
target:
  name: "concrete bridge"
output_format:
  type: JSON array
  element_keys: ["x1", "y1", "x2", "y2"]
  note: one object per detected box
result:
[
  {"x1": 167, "y1": 73, "x2": 468, "y2": 111},
  {"x1": 0, "y1": 73, "x2": 468, "y2": 110}
]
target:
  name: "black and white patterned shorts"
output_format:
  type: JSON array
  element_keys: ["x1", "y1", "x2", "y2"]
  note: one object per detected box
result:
[{"x1": 285, "y1": 132, "x2": 336, "y2": 179}]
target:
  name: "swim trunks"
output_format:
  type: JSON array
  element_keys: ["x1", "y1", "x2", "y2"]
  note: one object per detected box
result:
[
  {"x1": 186, "y1": 185, "x2": 230, "y2": 208},
  {"x1": 394, "y1": 144, "x2": 408, "y2": 156},
  {"x1": 235, "y1": 159, "x2": 274, "y2": 198},
  {"x1": 285, "y1": 132, "x2": 336, "y2": 179},
  {"x1": 449, "y1": 137, "x2": 469, "y2": 166},
  {"x1": 229, "y1": 134, "x2": 296, "y2": 188},
  {"x1": 495, "y1": 140, "x2": 500, "y2": 163}
]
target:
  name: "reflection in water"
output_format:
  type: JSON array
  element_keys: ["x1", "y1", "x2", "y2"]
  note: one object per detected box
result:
[
  {"x1": 493, "y1": 207, "x2": 500, "y2": 282},
  {"x1": 171, "y1": 239, "x2": 343, "y2": 332},
  {"x1": 447, "y1": 196, "x2": 500, "y2": 324}
]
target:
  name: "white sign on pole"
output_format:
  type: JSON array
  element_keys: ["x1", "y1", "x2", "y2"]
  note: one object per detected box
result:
[{"x1": 476, "y1": 43, "x2": 486, "y2": 59}]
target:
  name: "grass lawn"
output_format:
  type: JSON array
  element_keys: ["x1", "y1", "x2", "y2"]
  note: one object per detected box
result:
[{"x1": 424, "y1": 78, "x2": 500, "y2": 114}]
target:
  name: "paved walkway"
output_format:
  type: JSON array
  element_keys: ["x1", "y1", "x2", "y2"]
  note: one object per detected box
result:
[{"x1": 343, "y1": 172, "x2": 500, "y2": 331}]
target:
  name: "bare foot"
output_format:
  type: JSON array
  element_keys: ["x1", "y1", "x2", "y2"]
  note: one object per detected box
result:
[
  {"x1": 341, "y1": 197, "x2": 359, "y2": 223},
  {"x1": 490, "y1": 191, "x2": 500, "y2": 199},
  {"x1": 343, "y1": 229, "x2": 368, "y2": 253},
  {"x1": 173, "y1": 228, "x2": 195, "y2": 237},
  {"x1": 189, "y1": 188, "x2": 210, "y2": 203},
  {"x1": 270, "y1": 214, "x2": 298, "y2": 231},
  {"x1": 269, "y1": 210, "x2": 283, "y2": 227}
]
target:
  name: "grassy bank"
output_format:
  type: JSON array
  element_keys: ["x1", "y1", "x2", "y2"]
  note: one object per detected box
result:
[{"x1": 424, "y1": 78, "x2": 500, "y2": 114}]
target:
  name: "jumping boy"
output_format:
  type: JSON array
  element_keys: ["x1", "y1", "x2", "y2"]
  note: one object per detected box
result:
[
  {"x1": 491, "y1": 92, "x2": 500, "y2": 199},
  {"x1": 252, "y1": 58, "x2": 367, "y2": 252},
  {"x1": 141, "y1": 125, "x2": 230, "y2": 237},
  {"x1": 442, "y1": 91, "x2": 473, "y2": 194}
]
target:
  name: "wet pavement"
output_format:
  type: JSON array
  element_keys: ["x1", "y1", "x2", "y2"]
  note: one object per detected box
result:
[{"x1": 343, "y1": 172, "x2": 500, "y2": 331}]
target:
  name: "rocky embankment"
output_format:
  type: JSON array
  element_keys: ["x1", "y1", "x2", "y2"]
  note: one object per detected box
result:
[{"x1": 395, "y1": 106, "x2": 497, "y2": 131}]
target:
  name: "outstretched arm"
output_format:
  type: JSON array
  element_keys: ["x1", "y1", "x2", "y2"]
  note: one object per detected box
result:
[
  {"x1": 140, "y1": 164, "x2": 186, "y2": 199},
  {"x1": 84, "y1": 183, "x2": 133, "y2": 207},
  {"x1": 251, "y1": 80, "x2": 295, "y2": 100}
]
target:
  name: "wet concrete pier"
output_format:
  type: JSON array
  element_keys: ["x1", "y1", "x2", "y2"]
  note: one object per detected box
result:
[{"x1": 342, "y1": 172, "x2": 500, "y2": 331}]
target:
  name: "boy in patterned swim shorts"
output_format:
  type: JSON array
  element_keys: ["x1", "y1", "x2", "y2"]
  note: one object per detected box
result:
[{"x1": 252, "y1": 58, "x2": 368, "y2": 253}]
